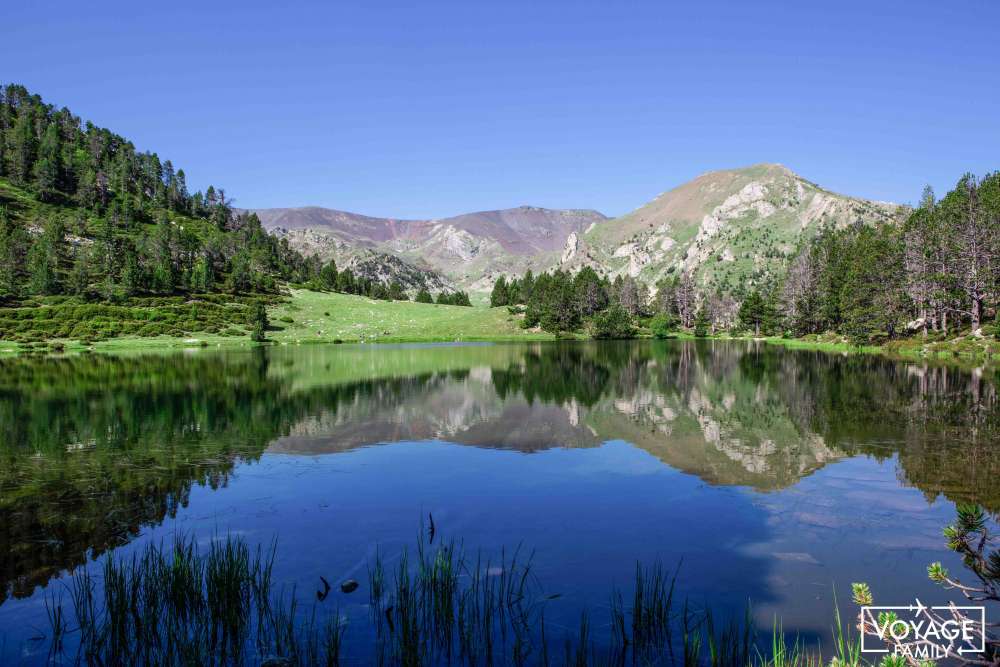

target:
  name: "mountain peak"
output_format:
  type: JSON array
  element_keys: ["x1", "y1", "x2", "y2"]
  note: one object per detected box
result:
[
  {"x1": 696, "y1": 162, "x2": 796, "y2": 182},
  {"x1": 574, "y1": 165, "x2": 904, "y2": 292}
]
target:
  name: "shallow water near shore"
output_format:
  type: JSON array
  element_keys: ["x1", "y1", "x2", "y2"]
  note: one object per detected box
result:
[{"x1": 0, "y1": 340, "x2": 997, "y2": 663}]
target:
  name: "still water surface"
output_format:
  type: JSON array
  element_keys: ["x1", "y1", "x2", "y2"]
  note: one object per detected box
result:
[{"x1": 0, "y1": 340, "x2": 997, "y2": 663}]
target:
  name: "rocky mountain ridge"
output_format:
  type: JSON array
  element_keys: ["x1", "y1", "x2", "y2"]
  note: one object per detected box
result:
[
  {"x1": 565, "y1": 163, "x2": 905, "y2": 292},
  {"x1": 255, "y1": 205, "x2": 606, "y2": 292},
  {"x1": 255, "y1": 164, "x2": 905, "y2": 293}
]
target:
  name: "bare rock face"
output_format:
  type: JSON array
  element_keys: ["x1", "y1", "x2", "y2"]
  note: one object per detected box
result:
[{"x1": 561, "y1": 232, "x2": 580, "y2": 263}]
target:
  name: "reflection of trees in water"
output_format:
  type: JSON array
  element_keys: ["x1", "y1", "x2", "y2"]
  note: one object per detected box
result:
[
  {"x1": 0, "y1": 352, "x2": 451, "y2": 603},
  {"x1": 0, "y1": 348, "x2": 495, "y2": 603},
  {"x1": 762, "y1": 349, "x2": 1000, "y2": 510},
  {"x1": 1, "y1": 343, "x2": 998, "y2": 604},
  {"x1": 490, "y1": 342, "x2": 1000, "y2": 509},
  {"x1": 492, "y1": 345, "x2": 612, "y2": 407},
  {"x1": 0, "y1": 351, "x2": 278, "y2": 603}
]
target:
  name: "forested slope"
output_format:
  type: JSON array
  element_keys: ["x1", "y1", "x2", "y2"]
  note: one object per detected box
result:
[{"x1": 0, "y1": 84, "x2": 324, "y2": 343}]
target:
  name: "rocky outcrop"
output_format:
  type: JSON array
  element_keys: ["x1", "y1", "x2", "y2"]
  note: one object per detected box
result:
[{"x1": 561, "y1": 232, "x2": 580, "y2": 263}]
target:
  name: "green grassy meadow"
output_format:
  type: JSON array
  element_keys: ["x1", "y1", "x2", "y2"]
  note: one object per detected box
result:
[
  {"x1": 0, "y1": 290, "x2": 552, "y2": 354},
  {"x1": 267, "y1": 289, "x2": 553, "y2": 344}
]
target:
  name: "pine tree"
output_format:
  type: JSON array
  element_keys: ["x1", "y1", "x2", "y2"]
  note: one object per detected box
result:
[
  {"x1": 9, "y1": 104, "x2": 36, "y2": 185},
  {"x1": 191, "y1": 256, "x2": 213, "y2": 292},
  {"x1": 68, "y1": 246, "x2": 92, "y2": 296},
  {"x1": 319, "y1": 260, "x2": 338, "y2": 290},
  {"x1": 839, "y1": 225, "x2": 907, "y2": 343},
  {"x1": 589, "y1": 304, "x2": 636, "y2": 339},
  {"x1": 387, "y1": 281, "x2": 407, "y2": 300},
  {"x1": 120, "y1": 245, "x2": 144, "y2": 295},
  {"x1": 229, "y1": 251, "x2": 252, "y2": 294},
  {"x1": 27, "y1": 218, "x2": 65, "y2": 295},
  {"x1": 97, "y1": 215, "x2": 118, "y2": 301},
  {"x1": 0, "y1": 207, "x2": 27, "y2": 298},
  {"x1": 573, "y1": 266, "x2": 608, "y2": 317},
  {"x1": 650, "y1": 312, "x2": 679, "y2": 339},
  {"x1": 490, "y1": 275, "x2": 509, "y2": 307},
  {"x1": 415, "y1": 287, "x2": 433, "y2": 303},
  {"x1": 250, "y1": 301, "x2": 268, "y2": 342},
  {"x1": 940, "y1": 173, "x2": 999, "y2": 330},
  {"x1": 738, "y1": 290, "x2": 769, "y2": 336},
  {"x1": 518, "y1": 270, "x2": 534, "y2": 304},
  {"x1": 151, "y1": 225, "x2": 176, "y2": 293},
  {"x1": 33, "y1": 121, "x2": 63, "y2": 201}
]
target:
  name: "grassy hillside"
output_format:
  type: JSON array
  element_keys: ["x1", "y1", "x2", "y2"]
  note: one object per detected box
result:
[
  {"x1": 268, "y1": 289, "x2": 553, "y2": 343},
  {"x1": 0, "y1": 289, "x2": 551, "y2": 354}
]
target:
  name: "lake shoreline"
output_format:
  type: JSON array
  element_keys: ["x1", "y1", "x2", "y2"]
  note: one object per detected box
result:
[
  {"x1": 3, "y1": 329, "x2": 997, "y2": 367},
  {"x1": 4, "y1": 289, "x2": 997, "y2": 362}
]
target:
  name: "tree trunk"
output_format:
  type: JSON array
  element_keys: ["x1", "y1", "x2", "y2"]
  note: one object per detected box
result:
[{"x1": 971, "y1": 294, "x2": 982, "y2": 330}]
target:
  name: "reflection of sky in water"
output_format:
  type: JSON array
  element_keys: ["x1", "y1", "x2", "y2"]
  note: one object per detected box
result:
[
  {"x1": 0, "y1": 341, "x2": 992, "y2": 663},
  {"x1": 0, "y1": 439, "x2": 964, "y2": 662}
]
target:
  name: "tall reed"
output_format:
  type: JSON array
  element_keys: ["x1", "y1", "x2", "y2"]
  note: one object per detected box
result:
[{"x1": 44, "y1": 530, "x2": 854, "y2": 666}]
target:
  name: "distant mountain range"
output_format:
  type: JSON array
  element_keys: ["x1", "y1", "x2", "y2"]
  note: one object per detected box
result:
[
  {"x1": 254, "y1": 205, "x2": 606, "y2": 292},
  {"x1": 252, "y1": 164, "x2": 905, "y2": 293}
]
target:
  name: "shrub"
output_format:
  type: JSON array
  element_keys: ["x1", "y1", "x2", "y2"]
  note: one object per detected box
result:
[
  {"x1": 590, "y1": 305, "x2": 637, "y2": 340},
  {"x1": 650, "y1": 313, "x2": 679, "y2": 339}
]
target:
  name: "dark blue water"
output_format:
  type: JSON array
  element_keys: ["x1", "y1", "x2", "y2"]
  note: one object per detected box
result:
[{"x1": 0, "y1": 341, "x2": 995, "y2": 663}]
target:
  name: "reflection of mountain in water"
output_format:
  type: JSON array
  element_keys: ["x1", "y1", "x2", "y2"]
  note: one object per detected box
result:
[
  {"x1": 1, "y1": 341, "x2": 998, "y2": 603},
  {"x1": 266, "y1": 344, "x2": 845, "y2": 490},
  {"x1": 264, "y1": 342, "x2": 1000, "y2": 506}
]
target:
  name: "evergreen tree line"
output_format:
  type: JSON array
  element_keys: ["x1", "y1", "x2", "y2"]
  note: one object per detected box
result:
[
  {"x1": 1, "y1": 83, "x2": 241, "y2": 222},
  {"x1": 0, "y1": 204, "x2": 315, "y2": 301},
  {"x1": 490, "y1": 267, "x2": 647, "y2": 337},
  {"x1": 489, "y1": 267, "x2": 738, "y2": 339},
  {"x1": 312, "y1": 258, "x2": 410, "y2": 301},
  {"x1": 770, "y1": 172, "x2": 1000, "y2": 343},
  {"x1": 417, "y1": 289, "x2": 472, "y2": 306},
  {"x1": 0, "y1": 84, "x2": 320, "y2": 301}
]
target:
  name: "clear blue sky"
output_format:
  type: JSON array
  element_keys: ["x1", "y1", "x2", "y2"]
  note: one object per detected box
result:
[{"x1": 4, "y1": 1, "x2": 997, "y2": 218}]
